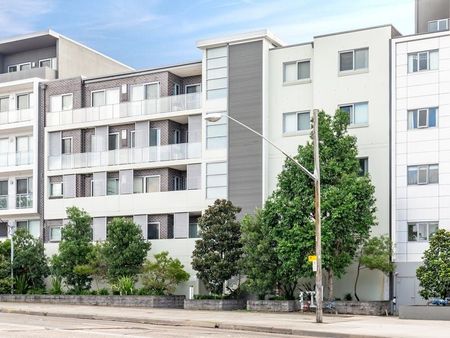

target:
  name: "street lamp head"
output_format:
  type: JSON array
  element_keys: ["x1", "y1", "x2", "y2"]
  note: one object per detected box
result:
[{"x1": 204, "y1": 112, "x2": 223, "y2": 123}]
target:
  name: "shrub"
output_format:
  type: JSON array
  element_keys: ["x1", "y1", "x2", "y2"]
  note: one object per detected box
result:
[
  {"x1": 49, "y1": 276, "x2": 63, "y2": 295},
  {"x1": 141, "y1": 251, "x2": 189, "y2": 296},
  {"x1": 98, "y1": 288, "x2": 109, "y2": 295},
  {"x1": 112, "y1": 276, "x2": 135, "y2": 295}
]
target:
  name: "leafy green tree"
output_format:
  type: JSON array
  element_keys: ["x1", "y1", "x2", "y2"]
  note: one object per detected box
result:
[
  {"x1": 240, "y1": 210, "x2": 280, "y2": 299},
  {"x1": 103, "y1": 217, "x2": 150, "y2": 283},
  {"x1": 51, "y1": 207, "x2": 93, "y2": 292},
  {"x1": 87, "y1": 243, "x2": 108, "y2": 290},
  {"x1": 191, "y1": 199, "x2": 242, "y2": 295},
  {"x1": 416, "y1": 229, "x2": 450, "y2": 300},
  {"x1": 141, "y1": 251, "x2": 190, "y2": 295},
  {"x1": 0, "y1": 240, "x2": 12, "y2": 294},
  {"x1": 354, "y1": 235, "x2": 395, "y2": 301},
  {"x1": 12, "y1": 228, "x2": 50, "y2": 293},
  {"x1": 264, "y1": 110, "x2": 376, "y2": 300}
]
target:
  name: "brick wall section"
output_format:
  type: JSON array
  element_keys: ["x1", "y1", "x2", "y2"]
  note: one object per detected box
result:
[
  {"x1": 148, "y1": 214, "x2": 171, "y2": 239},
  {"x1": 77, "y1": 174, "x2": 92, "y2": 197},
  {"x1": 44, "y1": 77, "x2": 83, "y2": 113},
  {"x1": 168, "y1": 120, "x2": 188, "y2": 144},
  {"x1": 109, "y1": 123, "x2": 134, "y2": 149},
  {"x1": 134, "y1": 168, "x2": 169, "y2": 192},
  {"x1": 168, "y1": 168, "x2": 186, "y2": 191},
  {"x1": 48, "y1": 175, "x2": 62, "y2": 183},
  {"x1": 182, "y1": 75, "x2": 202, "y2": 89},
  {"x1": 62, "y1": 129, "x2": 82, "y2": 153}
]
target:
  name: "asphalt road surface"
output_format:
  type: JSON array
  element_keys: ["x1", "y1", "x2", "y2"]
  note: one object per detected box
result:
[{"x1": 0, "y1": 313, "x2": 319, "y2": 337}]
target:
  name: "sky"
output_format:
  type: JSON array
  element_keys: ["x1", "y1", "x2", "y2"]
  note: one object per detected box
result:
[{"x1": 0, "y1": 0, "x2": 415, "y2": 70}]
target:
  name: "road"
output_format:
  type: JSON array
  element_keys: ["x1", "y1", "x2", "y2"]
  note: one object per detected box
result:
[{"x1": 0, "y1": 313, "x2": 317, "y2": 337}]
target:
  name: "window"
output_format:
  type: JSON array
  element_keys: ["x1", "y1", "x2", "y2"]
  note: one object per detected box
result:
[
  {"x1": 16, "y1": 136, "x2": 31, "y2": 165},
  {"x1": 173, "y1": 84, "x2": 181, "y2": 95},
  {"x1": 92, "y1": 89, "x2": 119, "y2": 107},
  {"x1": 358, "y1": 158, "x2": 368, "y2": 176},
  {"x1": 408, "y1": 108, "x2": 437, "y2": 129},
  {"x1": 130, "y1": 131, "x2": 135, "y2": 148},
  {"x1": 16, "y1": 93, "x2": 30, "y2": 110},
  {"x1": 283, "y1": 60, "x2": 311, "y2": 82},
  {"x1": 0, "y1": 96, "x2": 9, "y2": 112},
  {"x1": 173, "y1": 176, "x2": 184, "y2": 191},
  {"x1": 133, "y1": 176, "x2": 160, "y2": 193},
  {"x1": 407, "y1": 164, "x2": 439, "y2": 185},
  {"x1": 17, "y1": 220, "x2": 40, "y2": 238},
  {"x1": 206, "y1": 112, "x2": 227, "y2": 149},
  {"x1": 408, "y1": 50, "x2": 438, "y2": 73},
  {"x1": 50, "y1": 182, "x2": 63, "y2": 198},
  {"x1": 408, "y1": 222, "x2": 438, "y2": 242},
  {"x1": 147, "y1": 222, "x2": 160, "y2": 240},
  {"x1": 189, "y1": 223, "x2": 199, "y2": 238},
  {"x1": 9, "y1": 63, "x2": 31, "y2": 72},
  {"x1": 92, "y1": 91, "x2": 105, "y2": 107},
  {"x1": 16, "y1": 177, "x2": 32, "y2": 208},
  {"x1": 39, "y1": 58, "x2": 52, "y2": 68},
  {"x1": 131, "y1": 83, "x2": 160, "y2": 101},
  {"x1": 107, "y1": 178, "x2": 119, "y2": 195},
  {"x1": 186, "y1": 84, "x2": 201, "y2": 94},
  {"x1": 0, "y1": 222, "x2": 7, "y2": 237},
  {"x1": 206, "y1": 162, "x2": 227, "y2": 199},
  {"x1": 8, "y1": 65, "x2": 17, "y2": 73},
  {"x1": 428, "y1": 19, "x2": 448, "y2": 32},
  {"x1": 50, "y1": 226, "x2": 62, "y2": 242},
  {"x1": 62, "y1": 94, "x2": 73, "y2": 110},
  {"x1": 61, "y1": 137, "x2": 72, "y2": 154},
  {"x1": 339, "y1": 48, "x2": 368, "y2": 72},
  {"x1": 19, "y1": 63, "x2": 31, "y2": 71},
  {"x1": 339, "y1": 102, "x2": 369, "y2": 125},
  {"x1": 206, "y1": 46, "x2": 228, "y2": 100},
  {"x1": 0, "y1": 180, "x2": 7, "y2": 210},
  {"x1": 108, "y1": 133, "x2": 119, "y2": 150},
  {"x1": 50, "y1": 94, "x2": 73, "y2": 112},
  {"x1": 149, "y1": 128, "x2": 161, "y2": 146},
  {"x1": 173, "y1": 129, "x2": 181, "y2": 144},
  {"x1": 283, "y1": 111, "x2": 310, "y2": 134}
]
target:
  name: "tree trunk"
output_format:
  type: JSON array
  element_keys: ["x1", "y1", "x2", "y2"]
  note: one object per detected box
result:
[
  {"x1": 327, "y1": 270, "x2": 334, "y2": 301},
  {"x1": 354, "y1": 259, "x2": 361, "y2": 301}
]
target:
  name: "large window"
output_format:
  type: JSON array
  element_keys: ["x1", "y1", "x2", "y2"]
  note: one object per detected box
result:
[
  {"x1": 108, "y1": 133, "x2": 119, "y2": 150},
  {"x1": 173, "y1": 176, "x2": 184, "y2": 191},
  {"x1": 408, "y1": 50, "x2": 438, "y2": 73},
  {"x1": 339, "y1": 48, "x2": 368, "y2": 72},
  {"x1": 91, "y1": 88, "x2": 120, "y2": 107},
  {"x1": 130, "y1": 83, "x2": 160, "y2": 101},
  {"x1": 206, "y1": 112, "x2": 227, "y2": 149},
  {"x1": 206, "y1": 46, "x2": 228, "y2": 100},
  {"x1": 17, "y1": 220, "x2": 40, "y2": 238},
  {"x1": 206, "y1": 162, "x2": 227, "y2": 199},
  {"x1": 49, "y1": 182, "x2": 63, "y2": 198},
  {"x1": 50, "y1": 225, "x2": 62, "y2": 242},
  {"x1": 61, "y1": 137, "x2": 72, "y2": 154},
  {"x1": 428, "y1": 19, "x2": 448, "y2": 32},
  {"x1": 133, "y1": 176, "x2": 160, "y2": 193},
  {"x1": 16, "y1": 93, "x2": 30, "y2": 110},
  {"x1": 408, "y1": 222, "x2": 438, "y2": 242},
  {"x1": 50, "y1": 94, "x2": 73, "y2": 112},
  {"x1": 339, "y1": 102, "x2": 369, "y2": 125},
  {"x1": 407, "y1": 164, "x2": 439, "y2": 185},
  {"x1": 147, "y1": 222, "x2": 160, "y2": 240},
  {"x1": 107, "y1": 178, "x2": 119, "y2": 195},
  {"x1": 189, "y1": 223, "x2": 199, "y2": 238},
  {"x1": 408, "y1": 108, "x2": 437, "y2": 129},
  {"x1": 149, "y1": 128, "x2": 161, "y2": 146},
  {"x1": 283, "y1": 111, "x2": 310, "y2": 134},
  {"x1": 283, "y1": 60, "x2": 310, "y2": 82},
  {"x1": 0, "y1": 180, "x2": 8, "y2": 210},
  {"x1": 358, "y1": 158, "x2": 369, "y2": 176},
  {"x1": 16, "y1": 177, "x2": 32, "y2": 208}
]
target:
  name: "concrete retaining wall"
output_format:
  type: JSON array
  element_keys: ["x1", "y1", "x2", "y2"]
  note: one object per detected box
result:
[
  {"x1": 399, "y1": 305, "x2": 450, "y2": 320},
  {"x1": 0, "y1": 294, "x2": 185, "y2": 308},
  {"x1": 184, "y1": 299, "x2": 246, "y2": 311},
  {"x1": 334, "y1": 301, "x2": 390, "y2": 316},
  {"x1": 247, "y1": 300, "x2": 297, "y2": 312}
]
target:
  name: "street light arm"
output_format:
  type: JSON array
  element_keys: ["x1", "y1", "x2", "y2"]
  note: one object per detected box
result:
[{"x1": 224, "y1": 114, "x2": 316, "y2": 181}]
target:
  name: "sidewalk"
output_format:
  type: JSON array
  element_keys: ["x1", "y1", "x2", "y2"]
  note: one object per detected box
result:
[{"x1": 0, "y1": 302, "x2": 448, "y2": 338}]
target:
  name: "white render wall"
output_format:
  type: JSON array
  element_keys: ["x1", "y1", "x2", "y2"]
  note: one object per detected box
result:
[
  {"x1": 392, "y1": 31, "x2": 450, "y2": 264},
  {"x1": 267, "y1": 26, "x2": 395, "y2": 300}
]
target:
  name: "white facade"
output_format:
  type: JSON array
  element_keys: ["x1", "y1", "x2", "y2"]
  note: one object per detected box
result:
[{"x1": 391, "y1": 30, "x2": 450, "y2": 305}]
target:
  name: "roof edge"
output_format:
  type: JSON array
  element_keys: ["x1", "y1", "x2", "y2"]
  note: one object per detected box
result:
[{"x1": 197, "y1": 29, "x2": 284, "y2": 48}]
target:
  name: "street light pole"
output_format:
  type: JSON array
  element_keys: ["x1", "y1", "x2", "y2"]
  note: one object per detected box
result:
[{"x1": 204, "y1": 111, "x2": 323, "y2": 323}]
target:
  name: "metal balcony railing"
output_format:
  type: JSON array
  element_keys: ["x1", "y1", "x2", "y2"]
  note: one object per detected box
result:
[
  {"x1": 16, "y1": 193, "x2": 32, "y2": 209},
  {"x1": 46, "y1": 92, "x2": 202, "y2": 126},
  {"x1": 0, "y1": 195, "x2": 7, "y2": 210},
  {"x1": 0, "y1": 108, "x2": 32, "y2": 125},
  {"x1": 48, "y1": 142, "x2": 201, "y2": 170},
  {"x1": 0, "y1": 152, "x2": 33, "y2": 168}
]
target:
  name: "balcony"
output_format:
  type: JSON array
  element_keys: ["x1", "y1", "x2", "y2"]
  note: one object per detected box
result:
[
  {"x1": 16, "y1": 193, "x2": 32, "y2": 209},
  {"x1": 0, "y1": 195, "x2": 7, "y2": 210},
  {"x1": 48, "y1": 142, "x2": 201, "y2": 170},
  {"x1": 0, "y1": 66, "x2": 56, "y2": 84},
  {"x1": 0, "y1": 152, "x2": 33, "y2": 168},
  {"x1": 47, "y1": 92, "x2": 202, "y2": 127},
  {"x1": 0, "y1": 108, "x2": 32, "y2": 125}
]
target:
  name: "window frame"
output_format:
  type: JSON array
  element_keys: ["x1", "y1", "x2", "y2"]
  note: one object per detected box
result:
[
  {"x1": 106, "y1": 177, "x2": 119, "y2": 196},
  {"x1": 130, "y1": 130, "x2": 136, "y2": 148},
  {"x1": 147, "y1": 221, "x2": 160, "y2": 240},
  {"x1": 339, "y1": 48, "x2": 369, "y2": 73},
  {"x1": 428, "y1": 19, "x2": 449, "y2": 32},
  {"x1": 407, "y1": 107, "x2": 438, "y2": 129},
  {"x1": 282, "y1": 111, "x2": 311, "y2": 134},
  {"x1": 61, "y1": 137, "x2": 73, "y2": 155},
  {"x1": 0, "y1": 96, "x2": 10, "y2": 112},
  {"x1": 338, "y1": 102, "x2": 369, "y2": 126},
  {"x1": 407, "y1": 164, "x2": 439, "y2": 185},
  {"x1": 38, "y1": 58, "x2": 52, "y2": 68},
  {"x1": 16, "y1": 92, "x2": 30, "y2": 110},
  {"x1": 49, "y1": 181, "x2": 63, "y2": 198},
  {"x1": 185, "y1": 83, "x2": 201, "y2": 94},
  {"x1": 91, "y1": 90, "x2": 106, "y2": 107},
  {"x1": 408, "y1": 50, "x2": 438, "y2": 73},
  {"x1": 173, "y1": 176, "x2": 184, "y2": 191},
  {"x1": 108, "y1": 133, "x2": 119, "y2": 151},
  {"x1": 133, "y1": 175, "x2": 161, "y2": 194},
  {"x1": 358, "y1": 157, "x2": 369, "y2": 176},
  {"x1": 408, "y1": 222, "x2": 439, "y2": 242},
  {"x1": 8, "y1": 62, "x2": 31, "y2": 73},
  {"x1": 283, "y1": 59, "x2": 311, "y2": 83},
  {"x1": 49, "y1": 225, "x2": 62, "y2": 242}
]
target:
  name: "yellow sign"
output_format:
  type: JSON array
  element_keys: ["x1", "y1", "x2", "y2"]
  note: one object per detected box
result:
[{"x1": 308, "y1": 255, "x2": 317, "y2": 262}]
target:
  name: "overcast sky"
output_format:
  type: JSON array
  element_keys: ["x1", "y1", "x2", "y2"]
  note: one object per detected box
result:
[{"x1": 0, "y1": 0, "x2": 415, "y2": 69}]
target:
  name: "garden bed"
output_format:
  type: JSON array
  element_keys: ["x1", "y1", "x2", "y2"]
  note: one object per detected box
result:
[
  {"x1": 333, "y1": 301, "x2": 390, "y2": 316},
  {"x1": 247, "y1": 300, "x2": 298, "y2": 312},
  {"x1": 0, "y1": 294, "x2": 185, "y2": 308},
  {"x1": 399, "y1": 305, "x2": 450, "y2": 320},
  {"x1": 184, "y1": 299, "x2": 246, "y2": 311}
]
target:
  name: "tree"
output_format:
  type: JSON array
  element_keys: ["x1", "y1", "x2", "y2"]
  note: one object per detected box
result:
[
  {"x1": 103, "y1": 217, "x2": 150, "y2": 283},
  {"x1": 240, "y1": 210, "x2": 280, "y2": 299},
  {"x1": 265, "y1": 110, "x2": 377, "y2": 300},
  {"x1": 87, "y1": 243, "x2": 108, "y2": 290},
  {"x1": 354, "y1": 235, "x2": 395, "y2": 301},
  {"x1": 12, "y1": 228, "x2": 50, "y2": 293},
  {"x1": 416, "y1": 229, "x2": 450, "y2": 300},
  {"x1": 51, "y1": 207, "x2": 93, "y2": 292},
  {"x1": 141, "y1": 251, "x2": 190, "y2": 295},
  {"x1": 191, "y1": 199, "x2": 242, "y2": 295}
]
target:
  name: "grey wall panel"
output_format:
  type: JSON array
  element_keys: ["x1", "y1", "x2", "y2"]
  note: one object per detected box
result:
[
  {"x1": 119, "y1": 169, "x2": 133, "y2": 194},
  {"x1": 63, "y1": 174, "x2": 76, "y2": 198},
  {"x1": 187, "y1": 164, "x2": 201, "y2": 190},
  {"x1": 228, "y1": 41, "x2": 263, "y2": 215},
  {"x1": 48, "y1": 131, "x2": 61, "y2": 156},
  {"x1": 93, "y1": 217, "x2": 107, "y2": 241},
  {"x1": 135, "y1": 121, "x2": 149, "y2": 148},
  {"x1": 173, "y1": 212, "x2": 188, "y2": 238},
  {"x1": 188, "y1": 115, "x2": 202, "y2": 143},
  {"x1": 94, "y1": 126, "x2": 108, "y2": 152},
  {"x1": 93, "y1": 172, "x2": 106, "y2": 196},
  {"x1": 133, "y1": 215, "x2": 148, "y2": 239}
]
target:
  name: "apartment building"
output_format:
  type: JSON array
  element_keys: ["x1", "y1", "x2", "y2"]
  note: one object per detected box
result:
[
  {"x1": 391, "y1": 0, "x2": 450, "y2": 305},
  {"x1": 0, "y1": 30, "x2": 131, "y2": 242}
]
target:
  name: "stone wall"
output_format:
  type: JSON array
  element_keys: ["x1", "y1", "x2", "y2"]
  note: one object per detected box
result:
[
  {"x1": 334, "y1": 301, "x2": 390, "y2": 316},
  {"x1": 0, "y1": 295, "x2": 184, "y2": 308},
  {"x1": 184, "y1": 299, "x2": 246, "y2": 311},
  {"x1": 247, "y1": 300, "x2": 297, "y2": 312},
  {"x1": 399, "y1": 305, "x2": 450, "y2": 320}
]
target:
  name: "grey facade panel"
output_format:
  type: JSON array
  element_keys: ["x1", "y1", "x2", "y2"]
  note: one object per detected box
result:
[
  {"x1": 188, "y1": 115, "x2": 202, "y2": 143},
  {"x1": 48, "y1": 131, "x2": 61, "y2": 156},
  {"x1": 119, "y1": 169, "x2": 133, "y2": 195},
  {"x1": 93, "y1": 217, "x2": 107, "y2": 242},
  {"x1": 187, "y1": 164, "x2": 201, "y2": 190},
  {"x1": 93, "y1": 172, "x2": 106, "y2": 196},
  {"x1": 173, "y1": 212, "x2": 189, "y2": 238},
  {"x1": 133, "y1": 215, "x2": 148, "y2": 239},
  {"x1": 63, "y1": 174, "x2": 76, "y2": 198},
  {"x1": 135, "y1": 121, "x2": 149, "y2": 148},
  {"x1": 228, "y1": 40, "x2": 263, "y2": 215}
]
